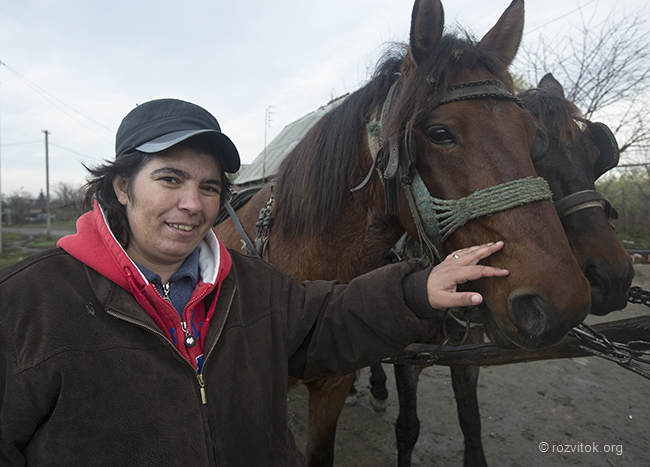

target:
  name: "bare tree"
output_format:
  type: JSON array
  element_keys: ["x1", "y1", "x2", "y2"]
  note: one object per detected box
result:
[
  {"x1": 52, "y1": 182, "x2": 83, "y2": 221},
  {"x1": 516, "y1": 6, "x2": 650, "y2": 160},
  {"x1": 53, "y1": 182, "x2": 80, "y2": 206},
  {"x1": 6, "y1": 190, "x2": 35, "y2": 225}
]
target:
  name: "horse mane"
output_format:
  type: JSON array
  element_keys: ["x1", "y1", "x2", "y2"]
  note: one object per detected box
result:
[
  {"x1": 273, "y1": 48, "x2": 403, "y2": 240},
  {"x1": 519, "y1": 87, "x2": 585, "y2": 145},
  {"x1": 274, "y1": 32, "x2": 516, "y2": 241}
]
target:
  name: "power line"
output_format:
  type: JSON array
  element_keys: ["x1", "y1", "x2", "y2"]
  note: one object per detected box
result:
[
  {"x1": 0, "y1": 140, "x2": 41, "y2": 147},
  {"x1": 0, "y1": 140, "x2": 105, "y2": 161},
  {"x1": 50, "y1": 142, "x2": 106, "y2": 162},
  {"x1": 525, "y1": 0, "x2": 599, "y2": 35},
  {"x1": 0, "y1": 60, "x2": 113, "y2": 144}
]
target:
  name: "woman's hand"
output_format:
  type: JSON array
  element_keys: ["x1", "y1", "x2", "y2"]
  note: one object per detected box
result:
[{"x1": 426, "y1": 241, "x2": 509, "y2": 309}]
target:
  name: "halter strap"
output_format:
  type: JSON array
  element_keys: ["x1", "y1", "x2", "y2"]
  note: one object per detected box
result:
[
  {"x1": 362, "y1": 78, "x2": 522, "y2": 194},
  {"x1": 435, "y1": 79, "x2": 523, "y2": 108},
  {"x1": 554, "y1": 190, "x2": 618, "y2": 220},
  {"x1": 361, "y1": 77, "x2": 542, "y2": 257},
  {"x1": 410, "y1": 172, "x2": 553, "y2": 248}
]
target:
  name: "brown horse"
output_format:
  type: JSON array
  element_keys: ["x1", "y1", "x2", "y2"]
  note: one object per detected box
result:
[
  {"x1": 387, "y1": 72, "x2": 635, "y2": 467},
  {"x1": 522, "y1": 73, "x2": 634, "y2": 313},
  {"x1": 215, "y1": 0, "x2": 590, "y2": 465}
]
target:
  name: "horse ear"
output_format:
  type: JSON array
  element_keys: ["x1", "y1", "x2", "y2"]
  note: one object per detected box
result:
[
  {"x1": 407, "y1": 0, "x2": 444, "y2": 67},
  {"x1": 538, "y1": 73, "x2": 565, "y2": 98},
  {"x1": 477, "y1": 0, "x2": 525, "y2": 68}
]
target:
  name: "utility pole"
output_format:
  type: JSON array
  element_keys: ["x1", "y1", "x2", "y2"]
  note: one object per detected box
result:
[
  {"x1": 43, "y1": 130, "x2": 51, "y2": 238},
  {"x1": 0, "y1": 78, "x2": 3, "y2": 255}
]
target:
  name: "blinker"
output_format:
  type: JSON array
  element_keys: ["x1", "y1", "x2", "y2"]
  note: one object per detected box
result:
[
  {"x1": 587, "y1": 121, "x2": 620, "y2": 180},
  {"x1": 530, "y1": 128, "x2": 549, "y2": 162}
]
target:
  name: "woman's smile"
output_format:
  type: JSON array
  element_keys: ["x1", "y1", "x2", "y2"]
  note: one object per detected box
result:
[{"x1": 113, "y1": 148, "x2": 222, "y2": 276}]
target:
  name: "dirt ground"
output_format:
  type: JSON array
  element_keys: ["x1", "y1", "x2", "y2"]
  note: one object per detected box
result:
[{"x1": 288, "y1": 263, "x2": 650, "y2": 467}]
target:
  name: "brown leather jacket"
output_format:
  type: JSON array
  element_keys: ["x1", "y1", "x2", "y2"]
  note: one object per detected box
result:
[{"x1": 0, "y1": 248, "x2": 436, "y2": 466}]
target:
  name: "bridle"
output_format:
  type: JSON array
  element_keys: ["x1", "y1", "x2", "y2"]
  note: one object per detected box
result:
[
  {"x1": 554, "y1": 190, "x2": 618, "y2": 221},
  {"x1": 552, "y1": 120, "x2": 621, "y2": 222},
  {"x1": 362, "y1": 77, "x2": 553, "y2": 261}
]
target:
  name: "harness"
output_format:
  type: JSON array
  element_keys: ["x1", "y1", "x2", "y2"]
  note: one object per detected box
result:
[
  {"x1": 363, "y1": 77, "x2": 553, "y2": 261},
  {"x1": 551, "y1": 120, "x2": 620, "y2": 221},
  {"x1": 554, "y1": 190, "x2": 618, "y2": 220},
  {"x1": 217, "y1": 187, "x2": 275, "y2": 260},
  {"x1": 223, "y1": 78, "x2": 621, "y2": 264}
]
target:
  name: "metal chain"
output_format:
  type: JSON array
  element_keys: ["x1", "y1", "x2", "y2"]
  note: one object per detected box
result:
[
  {"x1": 628, "y1": 286, "x2": 650, "y2": 307},
  {"x1": 387, "y1": 286, "x2": 650, "y2": 368},
  {"x1": 568, "y1": 322, "x2": 650, "y2": 381},
  {"x1": 383, "y1": 308, "x2": 477, "y2": 366}
]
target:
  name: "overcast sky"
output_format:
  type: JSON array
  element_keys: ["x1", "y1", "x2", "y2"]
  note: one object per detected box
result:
[{"x1": 1, "y1": 0, "x2": 647, "y2": 197}]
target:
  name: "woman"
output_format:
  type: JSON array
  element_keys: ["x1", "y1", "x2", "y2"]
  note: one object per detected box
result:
[{"x1": 0, "y1": 98, "x2": 508, "y2": 466}]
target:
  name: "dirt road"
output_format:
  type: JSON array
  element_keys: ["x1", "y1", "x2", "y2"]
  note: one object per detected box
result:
[{"x1": 288, "y1": 263, "x2": 650, "y2": 467}]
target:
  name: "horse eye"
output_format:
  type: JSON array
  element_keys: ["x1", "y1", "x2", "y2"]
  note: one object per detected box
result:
[{"x1": 427, "y1": 127, "x2": 455, "y2": 144}]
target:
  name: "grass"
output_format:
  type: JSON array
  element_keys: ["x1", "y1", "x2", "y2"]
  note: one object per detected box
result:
[
  {"x1": 1, "y1": 232, "x2": 23, "y2": 243},
  {"x1": 26, "y1": 235, "x2": 62, "y2": 249},
  {"x1": 4, "y1": 220, "x2": 76, "y2": 230},
  {"x1": 0, "y1": 231, "x2": 64, "y2": 268},
  {"x1": 0, "y1": 253, "x2": 26, "y2": 269},
  {"x1": 617, "y1": 231, "x2": 650, "y2": 250}
]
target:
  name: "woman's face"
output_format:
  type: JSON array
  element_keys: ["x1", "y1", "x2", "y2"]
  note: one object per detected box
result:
[{"x1": 113, "y1": 147, "x2": 222, "y2": 276}]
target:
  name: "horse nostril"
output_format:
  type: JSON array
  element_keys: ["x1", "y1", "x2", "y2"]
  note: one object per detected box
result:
[
  {"x1": 582, "y1": 262, "x2": 600, "y2": 287},
  {"x1": 508, "y1": 293, "x2": 559, "y2": 339}
]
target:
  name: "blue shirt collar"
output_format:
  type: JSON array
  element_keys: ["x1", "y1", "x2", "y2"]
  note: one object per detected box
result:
[{"x1": 135, "y1": 247, "x2": 201, "y2": 288}]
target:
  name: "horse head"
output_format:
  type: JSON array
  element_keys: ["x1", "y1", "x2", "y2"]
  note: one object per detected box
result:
[
  {"x1": 380, "y1": 0, "x2": 591, "y2": 349},
  {"x1": 520, "y1": 73, "x2": 634, "y2": 316}
]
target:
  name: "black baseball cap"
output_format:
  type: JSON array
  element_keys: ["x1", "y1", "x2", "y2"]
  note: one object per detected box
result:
[{"x1": 115, "y1": 98, "x2": 241, "y2": 173}]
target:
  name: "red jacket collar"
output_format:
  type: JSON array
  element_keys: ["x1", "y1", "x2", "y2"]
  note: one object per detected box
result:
[{"x1": 57, "y1": 201, "x2": 232, "y2": 291}]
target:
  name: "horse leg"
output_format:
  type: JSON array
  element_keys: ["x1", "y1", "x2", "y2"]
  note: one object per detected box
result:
[
  {"x1": 451, "y1": 326, "x2": 487, "y2": 467},
  {"x1": 346, "y1": 374, "x2": 358, "y2": 407},
  {"x1": 304, "y1": 374, "x2": 356, "y2": 467},
  {"x1": 451, "y1": 364, "x2": 487, "y2": 467},
  {"x1": 368, "y1": 362, "x2": 388, "y2": 412},
  {"x1": 394, "y1": 362, "x2": 425, "y2": 467}
]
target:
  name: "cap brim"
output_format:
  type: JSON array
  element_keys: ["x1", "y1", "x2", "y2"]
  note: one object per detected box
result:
[{"x1": 136, "y1": 129, "x2": 241, "y2": 173}]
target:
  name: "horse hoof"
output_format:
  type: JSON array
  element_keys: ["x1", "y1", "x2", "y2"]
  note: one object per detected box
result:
[
  {"x1": 345, "y1": 393, "x2": 358, "y2": 407},
  {"x1": 369, "y1": 394, "x2": 387, "y2": 412}
]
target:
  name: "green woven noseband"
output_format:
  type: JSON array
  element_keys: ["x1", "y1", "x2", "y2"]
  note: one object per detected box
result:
[{"x1": 411, "y1": 171, "x2": 553, "y2": 248}]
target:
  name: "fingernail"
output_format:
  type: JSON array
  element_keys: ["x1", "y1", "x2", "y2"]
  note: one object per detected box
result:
[
  {"x1": 496, "y1": 240, "x2": 503, "y2": 245},
  {"x1": 487, "y1": 242, "x2": 494, "y2": 246},
  {"x1": 471, "y1": 294, "x2": 482, "y2": 304}
]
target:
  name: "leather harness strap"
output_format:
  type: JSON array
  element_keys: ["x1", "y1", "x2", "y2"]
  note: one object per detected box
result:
[
  {"x1": 224, "y1": 200, "x2": 261, "y2": 259},
  {"x1": 554, "y1": 189, "x2": 618, "y2": 220}
]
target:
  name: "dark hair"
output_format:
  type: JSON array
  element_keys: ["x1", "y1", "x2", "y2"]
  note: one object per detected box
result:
[{"x1": 81, "y1": 136, "x2": 232, "y2": 248}]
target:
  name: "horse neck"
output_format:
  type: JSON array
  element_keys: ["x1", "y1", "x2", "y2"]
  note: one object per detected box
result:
[{"x1": 272, "y1": 178, "x2": 406, "y2": 282}]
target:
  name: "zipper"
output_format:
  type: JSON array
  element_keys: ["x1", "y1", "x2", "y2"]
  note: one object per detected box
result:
[
  {"x1": 107, "y1": 307, "x2": 210, "y2": 404},
  {"x1": 181, "y1": 321, "x2": 197, "y2": 348},
  {"x1": 160, "y1": 282, "x2": 196, "y2": 348},
  {"x1": 196, "y1": 285, "x2": 237, "y2": 405},
  {"x1": 161, "y1": 282, "x2": 171, "y2": 302},
  {"x1": 107, "y1": 284, "x2": 236, "y2": 407},
  {"x1": 197, "y1": 373, "x2": 208, "y2": 404},
  {"x1": 106, "y1": 308, "x2": 196, "y2": 373}
]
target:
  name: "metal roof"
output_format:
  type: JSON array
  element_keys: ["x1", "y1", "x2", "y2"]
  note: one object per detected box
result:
[{"x1": 234, "y1": 95, "x2": 349, "y2": 187}]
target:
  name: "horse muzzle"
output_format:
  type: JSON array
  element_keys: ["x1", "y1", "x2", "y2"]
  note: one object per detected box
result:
[{"x1": 482, "y1": 289, "x2": 591, "y2": 350}]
